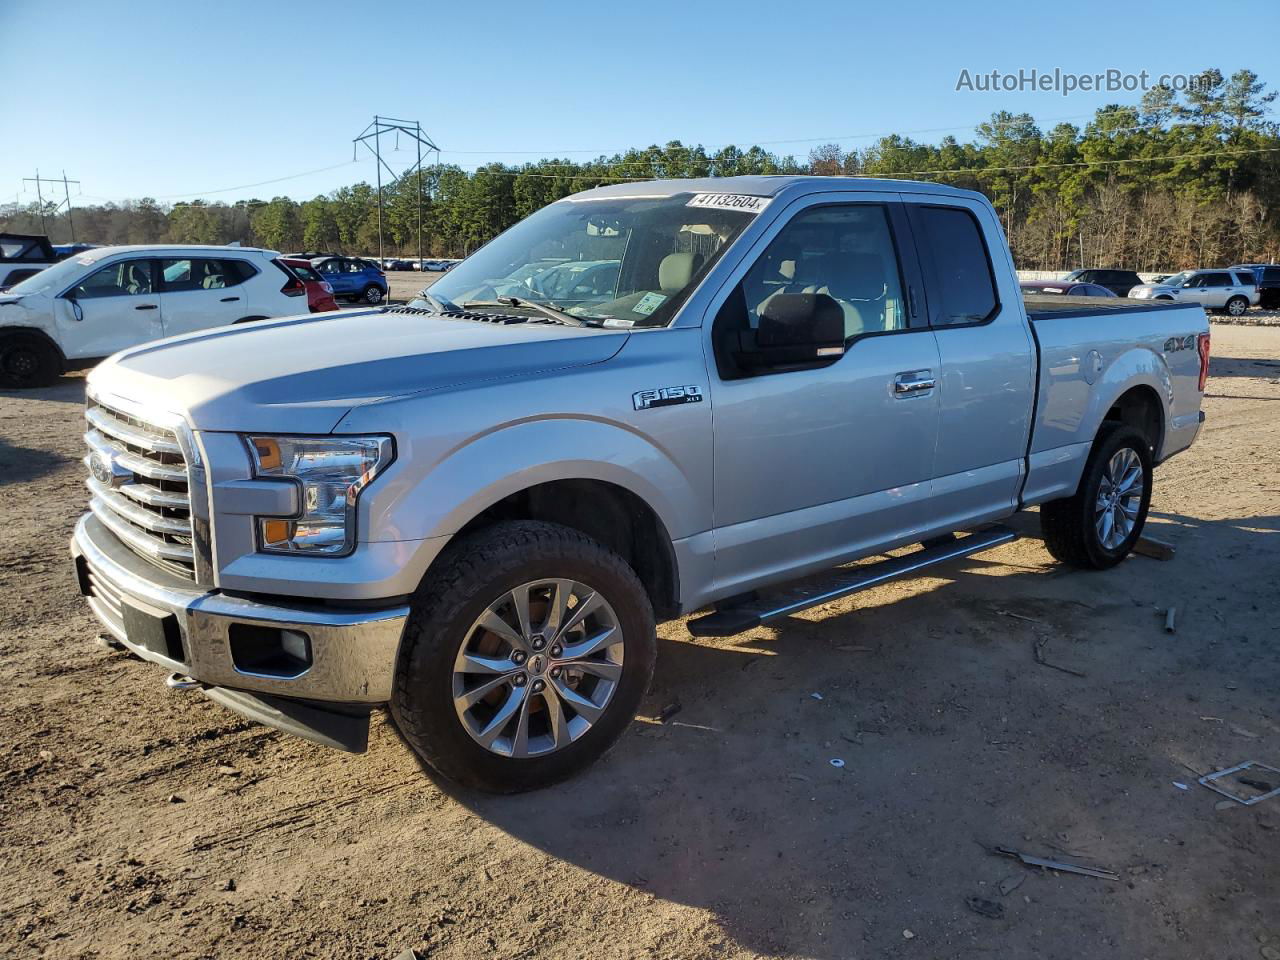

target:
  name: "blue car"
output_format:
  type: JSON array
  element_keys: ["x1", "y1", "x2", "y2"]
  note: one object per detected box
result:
[{"x1": 312, "y1": 256, "x2": 388, "y2": 305}]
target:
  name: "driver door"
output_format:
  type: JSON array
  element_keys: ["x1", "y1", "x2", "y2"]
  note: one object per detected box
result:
[
  {"x1": 57, "y1": 257, "x2": 163, "y2": 359},
  {"x1": 706, "y1": 196, "x2": 942, "y2": 597}
]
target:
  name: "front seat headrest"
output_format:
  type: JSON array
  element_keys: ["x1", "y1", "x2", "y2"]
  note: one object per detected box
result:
[{"x1": 659, "y1": 252, "x2": 703, "y2": 292}]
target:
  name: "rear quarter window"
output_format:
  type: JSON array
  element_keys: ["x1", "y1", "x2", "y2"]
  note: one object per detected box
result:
[{"x1": 912, "y1": 205, "x2": 999, "y2": 326}]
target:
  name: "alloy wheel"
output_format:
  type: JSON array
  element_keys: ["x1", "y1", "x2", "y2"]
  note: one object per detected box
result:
[
  {"x1": 452, "y1": 579, "x2": 624, "y2": 758},
  {"x1": 1094, "y1": 447, "x2": 1145, "y2": 550}
]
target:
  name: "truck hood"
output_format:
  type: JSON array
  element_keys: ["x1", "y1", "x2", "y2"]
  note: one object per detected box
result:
[{"x1": 88, "y1": 308, "x2": 629, "y2": 433}]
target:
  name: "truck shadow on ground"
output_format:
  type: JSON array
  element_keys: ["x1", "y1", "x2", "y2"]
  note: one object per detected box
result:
[
  {"x1": 0, "y1": 374, "x2": 87, "y2": 405},
  {"x1": 394, "y1": 511, "x2": 1279, "y2": 958},
  {"x1": 0, "y1": 437, "x2": 71, "y2": 485},
  {"x1": 1208, "y1": 355, "x2": 1280, "y2": 379}
]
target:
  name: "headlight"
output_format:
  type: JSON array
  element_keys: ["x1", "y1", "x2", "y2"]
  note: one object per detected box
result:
[{"x1": 245, "y1": 435, "x2": 393, "y2": 556}]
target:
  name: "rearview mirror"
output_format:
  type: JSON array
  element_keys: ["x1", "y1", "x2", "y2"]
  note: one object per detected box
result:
[{"x1": 735, "y1": 293, "x2": 845, "y2": 370}]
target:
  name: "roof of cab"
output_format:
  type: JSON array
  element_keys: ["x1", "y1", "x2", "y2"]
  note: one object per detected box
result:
[{"x1": 570, "y1": 175, "x2": 986, "y2": 204}]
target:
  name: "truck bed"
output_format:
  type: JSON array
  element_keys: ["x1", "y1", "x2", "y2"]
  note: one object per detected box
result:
[{"x1": 1023, "y1": 294, "x2": 1187, "y2": 321}]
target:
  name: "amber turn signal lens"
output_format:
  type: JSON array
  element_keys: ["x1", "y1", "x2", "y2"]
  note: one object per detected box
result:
[
  {"x1": 253, "y1": 437, "x2": 281, "y2": 469},
  {"x1": 262, "y1": 519, "x2": 290, "y2": 545}
]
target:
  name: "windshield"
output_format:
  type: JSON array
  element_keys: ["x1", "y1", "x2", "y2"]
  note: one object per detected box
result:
[
  {"x1": 1161, "y1": 271, "x2": 1192, "y2": 287},
  {"x1": 6, "y1": 254, "x2": 98, "y2": 295},
  {"x1": 415, "y1": 192, "x2": 765, "y2": 327}
]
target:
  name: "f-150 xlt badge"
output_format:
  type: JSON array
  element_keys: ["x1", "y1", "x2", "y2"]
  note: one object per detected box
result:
[{"x1": 633, "y1": 385, "x2": 703, "y2": 410}]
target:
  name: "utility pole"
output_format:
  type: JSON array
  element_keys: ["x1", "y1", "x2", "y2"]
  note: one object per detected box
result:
[
  {"x1": 23, "y1": 170, "x2": 81, "y2": 240},
  {"x1": 352, "y1": 117, "x2": 439, "y2": 262}
]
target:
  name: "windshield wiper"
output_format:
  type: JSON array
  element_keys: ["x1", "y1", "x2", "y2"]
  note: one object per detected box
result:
[
  {"x1": 462, "y1": 297, "x2": 591, "y2": 327},
  {"x1": 414, "y1": 291, "x2": 457, "y2": 313}
]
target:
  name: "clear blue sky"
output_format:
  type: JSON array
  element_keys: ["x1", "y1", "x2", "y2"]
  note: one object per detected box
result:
[{"x1": 3, "y1": 0, "x2": 1276, "y2": 205}]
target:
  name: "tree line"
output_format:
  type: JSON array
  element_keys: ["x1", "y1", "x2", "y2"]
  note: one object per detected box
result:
[{"x1": 3, "y1": 68, "x2": 1276, "y2": 271}]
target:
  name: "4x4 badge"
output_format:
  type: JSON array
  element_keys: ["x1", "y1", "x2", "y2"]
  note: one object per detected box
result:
[{"x1": 633, "y1": 385, "x2": 703, "y2": 411}]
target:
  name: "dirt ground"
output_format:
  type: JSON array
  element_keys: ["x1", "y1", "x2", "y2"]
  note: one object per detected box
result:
[{"x1": 2, "y1": 324, "x2": 1278, "y2": 960}]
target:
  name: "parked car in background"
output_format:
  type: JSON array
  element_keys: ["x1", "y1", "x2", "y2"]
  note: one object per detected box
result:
[
  {"x1": 280, "y1": 257, "x2": 339, "y2": 313},
  {"x1": 53, "y1": 242, "x2": 101, "y2": 261},
  {"x1": 423, "y1": 259, "x2": 458, "y2": 272},
  {"x1": 1060, "y1": 269, "x2": 1143, "y2": 297},
  {"x1": 1232, "y1": 264, "x2": 1280, "y2": 309},
  {"x1": 1129, "y1": 268, "x2": 1259, "y2": 315},
  {"x1": 0, "y1": 245, "x2": 309, "y2": 387},
  {"x1": 1020, "y1": 279, "x2": 1118, "y2": 298},
  {"x1": 0, "y1": 233, "x2": 57, "y2": 290},
  {"x1": 312, "y1": 256, "x2": 387, "y2": 304}
]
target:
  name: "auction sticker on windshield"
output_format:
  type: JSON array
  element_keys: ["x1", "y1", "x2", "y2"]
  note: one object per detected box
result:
[{"x1": 686, "y1": 193, "x2": 771, "y2": 214}]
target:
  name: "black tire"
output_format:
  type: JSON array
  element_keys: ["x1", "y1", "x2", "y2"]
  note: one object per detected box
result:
[
  {"x1": 1040, "y1": 424, "x2": 1153, "y2": 570},
  {"x1": 0, "y1": 333, "x2": 62, "y2": 388},
  {"x1": 391, "y1": 520, "x2": 656, "y2": 793},
  {"x1": 362, "y1": 284, "x2": 384, "y2": 304},
  {"x1": 1224, "y1": 295, "x2": 1249, "y2": 317}
]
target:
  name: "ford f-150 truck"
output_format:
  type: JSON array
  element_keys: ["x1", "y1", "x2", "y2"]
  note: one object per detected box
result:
[{"x1": 70, "y1": 176, "x2": 1210, "y2": 791}]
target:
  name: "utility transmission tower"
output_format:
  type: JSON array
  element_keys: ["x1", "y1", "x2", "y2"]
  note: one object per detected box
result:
[
  {"x1": 352, "y1": 117, "x2": 440, "y2": 263},
  {"x1": 23, "y1": 171, "x2": 81, "y2": 240}
]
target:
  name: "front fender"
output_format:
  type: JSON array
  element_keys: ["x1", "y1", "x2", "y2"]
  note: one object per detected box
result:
[{"x1": 364, "y1": 416, "x2": 700, "y2": 546}]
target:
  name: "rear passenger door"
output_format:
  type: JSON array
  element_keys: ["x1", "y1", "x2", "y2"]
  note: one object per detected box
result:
[
  {"x1": 901, "y1": 196, "x2": 1037, "y2": 531},
  {"x1": 1192, "y1": 272, "x2": 1234, "y2": 309},
  {"x1": 156, "y1": 257, "x2": 247, "y2": 337},
  {"x1": 706, "y1": 195, "x2": 942, "y2": 595}
]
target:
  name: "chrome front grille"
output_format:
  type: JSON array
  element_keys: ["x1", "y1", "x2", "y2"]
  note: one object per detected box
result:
[{"x1": 84, "y1": 396, "x2": 196, "y2": 579}]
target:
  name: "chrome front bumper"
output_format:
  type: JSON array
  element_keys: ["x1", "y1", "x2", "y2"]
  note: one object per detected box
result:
[{"x1": 71, "y1": 514, "x2": 410, "y2": 747}]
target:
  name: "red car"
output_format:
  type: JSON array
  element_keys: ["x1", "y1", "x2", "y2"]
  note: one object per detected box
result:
[{"x1": 281, "y1": 257, "x2": 339, "y2": 312}]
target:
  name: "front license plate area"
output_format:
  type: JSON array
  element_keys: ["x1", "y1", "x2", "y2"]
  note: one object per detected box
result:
[{"x1": 122, "y1": 601, "x2": 185, "y2": 663}]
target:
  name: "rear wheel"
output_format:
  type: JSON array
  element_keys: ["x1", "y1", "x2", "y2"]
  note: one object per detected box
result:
[
  {"x1": 1224, "y1": 295, "x2": 1249, "y2": 317},
  {"x1": 0, "y1": 333, "x2": 61, "y2": 388},
  {"x1": 1040, "y1": 425, "x2": 1152, "y2": 569},
  {"x1": 362, "y1": 284, "x2": 384, "y2": 305},
  {"x1": 392, "y1": 520, "x2": 656, "y2": 792}
]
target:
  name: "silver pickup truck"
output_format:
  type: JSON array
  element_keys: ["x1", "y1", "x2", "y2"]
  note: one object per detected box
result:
[{"x1": 71, "y1": 176, "x2": 1209, "y2": 791}]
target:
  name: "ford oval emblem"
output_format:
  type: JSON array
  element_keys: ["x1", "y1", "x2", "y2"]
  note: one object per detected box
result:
[{"x1": 90, "y1": 451, "x2": 123, "y2": 488}]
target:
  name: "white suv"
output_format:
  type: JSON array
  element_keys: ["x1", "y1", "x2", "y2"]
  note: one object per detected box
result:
[
  {"x1": 0, "y1": 245, "x2": 311, "y2": 387},
  {"x1": 1128, "y1": 268, "x2": 1260, "y2": 316}
]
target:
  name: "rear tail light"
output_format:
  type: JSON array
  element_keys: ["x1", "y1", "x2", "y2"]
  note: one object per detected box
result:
[
  {"x1": 1197, "y1": 332, "x2": 1211, "y2": 392},
  {"x1": 272, "y1": 258, "x2": 307, "y2": 297}
]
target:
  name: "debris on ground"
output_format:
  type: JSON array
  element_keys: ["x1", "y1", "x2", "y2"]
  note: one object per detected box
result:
[
  {"x1": 217, "y1": 765, "x2": 240, "y2": 777},
  {"x1": 1164, "y1": 607, "x2": 1177, "y2": 633},
  {"x1": 393, "y1": 950, "x2": 420, "y2": 960},
  {"x1": 829, "y1": 758, "x2": 845, "y2": 768},
  {"x1": 965, "y1": 896, "x2": 1005, "y2": 919},
  {"x1": 810, "y1": 692, "x2": 824, "y2": 701},
  {"x1": 167, "y1": 794, "x2": 184, "y2": 804},
  {"x1": 995, "y1": 608, "x2": 1045, "y2": 624},
  {"x1": 1173, "y1": 781, "x2": 1189, "y2": 791},
  {"x1": 901, "y1": 929, "x2": 915, "y2": 940},
  {"x1": 657, "y1": 702, "x2": 682, "y2": 723},
  {"x1": 1199, "y1": 761, "x2": 1280, "y2": 806},
  {"x1": 998, "y1": 874, "x2": 1025, "y2": 896},
  {"x1": 988, "y1": 844, "x2": 1119, "y2": 881},
  {"x1": 1033, "y1": 637, "x2": 1087, "y2": 678},
  {"x1": 1134, "y1": 536, "x2": 1176, "y2": 561}
]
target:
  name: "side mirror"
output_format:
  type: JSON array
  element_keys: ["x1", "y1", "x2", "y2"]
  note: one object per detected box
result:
[
  {"x1": 65, "y1": 293, "x2": 84, "y2": 322},
  {"x1": 745, "y1": 293, "x2": 845, "y2": 367}
]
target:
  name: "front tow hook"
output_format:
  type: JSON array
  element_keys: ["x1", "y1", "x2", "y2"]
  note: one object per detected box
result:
[{"x1": 165, "y1": 673, "x2": 201, "y2": 691}]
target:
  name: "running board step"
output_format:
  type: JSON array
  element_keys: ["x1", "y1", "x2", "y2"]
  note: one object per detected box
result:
[{"x1": 687, "y1": 525, "x2": 1018, "y2": 638}]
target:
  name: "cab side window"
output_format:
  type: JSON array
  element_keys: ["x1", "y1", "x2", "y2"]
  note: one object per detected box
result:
[
  {"x1": 736, "y1": 204, "x2": 908, "y2": 340},
  {"x1": 74, "y1": 259, "x2": 153, "y2": 299},
  {"x1": 911, "y1": 205, "x2": 998, "y2": 326}
]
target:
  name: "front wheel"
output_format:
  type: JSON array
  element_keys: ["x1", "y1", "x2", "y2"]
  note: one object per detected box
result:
[
  {"x1": 392, "y1": 520, "x2": 656, "y2": 792},
  {"x1": 1224, "y1": 295, "x2": 1249, "y2": 317},
  {"x1": 0, "y1": 333, "x2": 61, "y2": 388},
  {"x1": 1039, "y1": 425, "x2": 1153, "y2": 569},
  {"x1": 362, "y1": 284, "x2": 385, "y2": 304}
]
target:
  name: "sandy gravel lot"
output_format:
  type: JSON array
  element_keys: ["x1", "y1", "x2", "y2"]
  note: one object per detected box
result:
[{"x1": 2, "y1": 324, "x2": 1278, "y2": 960}]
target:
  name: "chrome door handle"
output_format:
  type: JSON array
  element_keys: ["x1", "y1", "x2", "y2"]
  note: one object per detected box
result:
[
  {"x1": 220, "y1": 296, "x2": 240, "y2": 302},
  {"x1": 894, "y1": 371, "x2": 936, "y2": 395},
  {"x1": 134, "y1": 304, "x2": 158, "y2": 311}
]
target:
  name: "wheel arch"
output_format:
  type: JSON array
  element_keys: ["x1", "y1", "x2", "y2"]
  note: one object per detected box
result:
[
  {"x1": 1101, "y1": 383, "x2": 1165, "y2": 462},
  {"x1": 452, "y1": 479, "x2": 680, "y2": 618}
]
